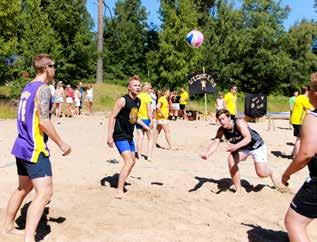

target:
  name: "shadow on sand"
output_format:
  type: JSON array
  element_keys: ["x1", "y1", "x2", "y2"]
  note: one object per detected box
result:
[
  {"x1": 15, "y1": 202, "x2": 66, "y2": 242},
  {"x1": 189, "y1": 177, "x2": 269, "y2": 194},
  {"x1": 100, "y1": 173, "x2": 131, "y2": 192},
  {"x1": 271, "y1": 151, "x2": 292, "y2": 159},
  {"x1": 242, "y1": 223, "x2": 289, "y2": 242},
  {"x1": 286, "y1": 142, "x2": 294, "y2": 146}
]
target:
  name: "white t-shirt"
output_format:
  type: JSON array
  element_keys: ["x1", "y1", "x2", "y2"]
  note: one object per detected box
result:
[{"x1": 86, "y1": 89, "x2": 93, "y2": 98}]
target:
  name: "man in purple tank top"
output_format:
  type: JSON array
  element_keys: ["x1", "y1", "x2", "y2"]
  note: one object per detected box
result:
[{"x1": 3, "y1": 54, "x2": 71, "y2": 242}]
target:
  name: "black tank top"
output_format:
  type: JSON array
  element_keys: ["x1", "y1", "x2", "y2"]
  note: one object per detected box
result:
[
  {"x1": 113, "y1": 94, "x2": 140, "y2": 141},
  {"x1": 223, "y1": 119, "x2": 264, "y2": 151},
  {"x1": 308, "y1": 110, "x2": 317, "y2": 177}
]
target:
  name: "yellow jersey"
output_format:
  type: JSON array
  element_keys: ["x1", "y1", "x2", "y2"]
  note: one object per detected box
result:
[
  {"x1": 137, "y1": 92, "x2": 152, "y2": 119},
  {"x1": 156, "y1": 96, "x2": 169, "y2": 120},
  {"x1": 291, "y1": 94, "x2": 313, "y2": 125},
  {"x1": 180, "y1": 91, "x2": 189, "y2": 105},
  {"x1": 224, "y1": 92, "x2": 237, "y2": 115}
]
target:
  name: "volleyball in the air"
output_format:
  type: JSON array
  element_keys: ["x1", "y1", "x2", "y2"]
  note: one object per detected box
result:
[{"x1": 186, "y1": 30, "x2": 204, "y2": 48}]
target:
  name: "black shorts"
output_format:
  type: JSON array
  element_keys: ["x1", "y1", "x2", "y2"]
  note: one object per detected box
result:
[
  {"x1": 180, "y1": 104, "x2": 186, "y2": 110},
  {"x1": 292, "y1": 124, "x2": 301, "y2": 137},
  {"x1": 290, "y1": 177, "x2": 317, "y2": 218},
  {"x1": 16, "y1": 153, "x2": 52, "y2": 179}
]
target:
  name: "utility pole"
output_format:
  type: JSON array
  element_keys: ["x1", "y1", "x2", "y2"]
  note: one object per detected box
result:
[{"x1": 96, "y1": 0, "x2": 104, "y2": 83}]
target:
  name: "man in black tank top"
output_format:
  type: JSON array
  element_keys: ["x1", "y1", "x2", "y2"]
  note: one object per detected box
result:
[
  {"x1": 107, "y1": 75, "x2": 150, "y2": 197},
  {"x1": 200, "y1": 109, "x2": 281, "y2": 194},
  {"x1": 282, "y1": 73, "x2": 317, "y2": 242}
]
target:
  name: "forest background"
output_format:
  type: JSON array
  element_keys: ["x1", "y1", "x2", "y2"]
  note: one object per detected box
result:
[{"x1": 0, "y1": 0, "x2": 317, "y2": 115}]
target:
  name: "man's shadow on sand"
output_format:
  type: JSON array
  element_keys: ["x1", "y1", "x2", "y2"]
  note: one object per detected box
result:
[
  {"x1": 271, "y1": 151, "x2": 292, "y2": 159},
  {"x1": 242, "y1": 223, "x2": 289, "y2": 242},
  {"x1": 15, "y1": 202, "x2": 66, "y2": 242},
  {"x1": 100, "y1": 173, "x2": 131, "y2": 192},
  {"x1": 189, "y1": 177, "x2": 270, "y2": 194}
]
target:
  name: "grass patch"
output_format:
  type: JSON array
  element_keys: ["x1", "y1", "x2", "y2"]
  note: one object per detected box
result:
[
  {"x1": 0, "y1": 101, "x2": 16, "y2": 119},
  {"x1": 0, "y1": 83, "x2": 290, "y2": 119},
  {"x1": 93, "y1": 83, "x2": 126, "y2": 112},
  {"x1": 0, "y1": 85, "x2": 10, "y2": 97}
]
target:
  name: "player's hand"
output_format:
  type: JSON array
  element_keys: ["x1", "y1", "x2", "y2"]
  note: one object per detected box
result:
[
  {"x1": 60, "y1": 142, "x2": 71, "y2": 156},
  {"x1": 282, "y1": 172, "x2": 290, "y2": 186},
  {"x1": 143, "y1": 125, "x2": 151, "y2": 132},
  {"x1": 226, "y1": 144, "x2": 237, "y2": 152},
  {"x1": 107, "y1": 137, "x2": 114, "y2": 148},
  {"x1": 200, "y1": 153, "x2": 208, "y2": 160},
  {"x1": 149, "y1": 122, "x2": 154, "y2": 129}
]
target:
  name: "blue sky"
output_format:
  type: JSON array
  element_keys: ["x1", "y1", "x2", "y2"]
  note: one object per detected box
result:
[{"x1": 86, "y1": 0, "x2": 316, "y2": 31}]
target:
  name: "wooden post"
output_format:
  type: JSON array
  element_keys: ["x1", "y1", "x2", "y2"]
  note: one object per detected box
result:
[{"x1": 96, "y1": 0, "x2": 104, "y2": 83}]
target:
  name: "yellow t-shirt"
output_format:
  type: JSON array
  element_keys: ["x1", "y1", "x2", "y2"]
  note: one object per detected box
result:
[
  {"x1": 291, "y1": 94, "x2": 313, "y2": 125},
  {"x1": 180, "y1": 91, "x2": 189, "y2": 105},
  {"x1": 156, "y1": 96, "x2": 169, "y2": 120},
  {"x1": 137, "y1": 92, "x2": 152, "y2": 119},
  {"x1": 224, "y1": 92, "x2": 237, "y2": 115}
]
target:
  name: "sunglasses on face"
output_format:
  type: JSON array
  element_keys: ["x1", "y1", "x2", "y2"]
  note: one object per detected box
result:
[{"x1": 47, "y1": 64, "x2": 56, "y2": 69}]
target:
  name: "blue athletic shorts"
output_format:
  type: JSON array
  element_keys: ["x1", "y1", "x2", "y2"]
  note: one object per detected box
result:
[
  {"x1": 114, "y1": 140, "x2": 136, "y2": 154},
  {"x1": 16, "y1": 153, "x2": 52, "y2": 179},
  {"x1": 136, "y1": 119, "x2": 151, "y2": 129}
]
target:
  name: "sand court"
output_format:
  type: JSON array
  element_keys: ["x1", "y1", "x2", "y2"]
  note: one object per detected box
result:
[{"x1": 1, "y1": 114, "x2": 316, "y2": 241}]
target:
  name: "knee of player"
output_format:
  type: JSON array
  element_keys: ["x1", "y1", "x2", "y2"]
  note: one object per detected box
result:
[
  {"x1": 37, "y1": 188, "x2": 53, "y2": 201},
  {"x1": 284, "y1": 213, "x2": 293, "y2": 229},
  {"x1": 255, "y1": 168, "x2": 268, "y2": 178},
  {"x1": 18, "y1": 184, "x2": 33, "y2": 194}
]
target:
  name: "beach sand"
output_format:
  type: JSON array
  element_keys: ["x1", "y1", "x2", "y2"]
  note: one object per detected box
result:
[{"x1": 1, "y1": 114, "x2": 316, "y2": 242}]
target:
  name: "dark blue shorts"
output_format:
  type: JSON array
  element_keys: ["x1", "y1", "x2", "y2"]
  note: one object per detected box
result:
[
  {"x1": 136, "y1": 119, "x2": 151, "y2": 129},
  {"x1": 16, "y1": 153, "x2": 52, "y2": 179},
  {"x1": 292, "y1": 124, "x2": 301, "y2": 137},
  {"x1": 114, "y1": 140, "x2": 136, "y2": 154}
]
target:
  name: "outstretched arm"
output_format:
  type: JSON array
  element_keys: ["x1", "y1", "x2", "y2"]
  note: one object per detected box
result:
[
  {"x1": 282, "y1": 114, "x2": 317, "y2": 185},
  {"x1": 200, "y1": 127, "x2": 224, "y2": 160}
]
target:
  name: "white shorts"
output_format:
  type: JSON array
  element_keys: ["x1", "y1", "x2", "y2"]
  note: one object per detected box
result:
[
  {"x1": 86, "y1": 96, "x2": 93, "y2": 102},
  {"x1": 75, "y1": 98, "x2": 81, "y2": 107},
  {"x1": 55, "y1": 97, "x2": 64, "y2": 103},
  {"x1": 240, "y1": 144, "x2": 268, "y2": 163},
  {"x1": 66, "y1": 97, "x2": 73, "y2": 104},
  {"x1": 171, "y1": 103, "x2": 180, "y2": 110},
  {"x1": 157, "y1": 119, "x2": 169, "y2": 125}
]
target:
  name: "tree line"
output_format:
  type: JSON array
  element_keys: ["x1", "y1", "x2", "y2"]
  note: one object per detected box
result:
[{"x1": 1, "y1": 0, "x2": 317, "y2": 96}]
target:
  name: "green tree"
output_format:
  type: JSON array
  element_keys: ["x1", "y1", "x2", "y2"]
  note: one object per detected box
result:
[
  {"x1": 19, "y1": 0, "x2": 62, "y2": 67},
  {"x1": 282, "y1": 21, "x2": 317, "y2": 89},
  {"x1": 0, "y1": 0, "x2": 21, "y2": 83},
  {"x1": 147, "y1": 0, "x2": 204, "y2": 88},
  {"x1": 41, "y1": 0, "x2": 96, "y2": 83},
  {"x1": 103, "y1": 0, "x2": 148, "y2": 80}
]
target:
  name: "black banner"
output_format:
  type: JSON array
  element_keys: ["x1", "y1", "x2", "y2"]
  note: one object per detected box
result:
[
  {"x1": 244, "y1": 93, "x2": 267, "y2": 118},
  {"x1": 188, "y1": 73, "x2": 216, "y2": 95}
]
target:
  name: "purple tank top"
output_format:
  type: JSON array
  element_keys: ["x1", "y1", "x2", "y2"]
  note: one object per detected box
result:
[{"x1": 11, "y1": 81, "x2": 50, "y2": 163}]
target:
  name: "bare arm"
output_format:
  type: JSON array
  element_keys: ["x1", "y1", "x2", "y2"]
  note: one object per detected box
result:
[
  {"x1": 282, "y1": 114, "x2": 317, "y2": 185},
  {"x1": 37, "y1": 85, "x2": 71, "y2": 155},
  {"x1": 146, "y1": 102, "x2": 153, "y2": 122},
  {"x1": 107, "y1": 97, "x2": 125, "y2": 147},
  {"x1": 156, "y1": 102, "x2": 164, "y2": 117},
  {"x1": 226, "y1": 119, "x2": 251, "y2": 152},
  {"x1": 200, "y1": 127, "x2": 224, "y2": 159}
]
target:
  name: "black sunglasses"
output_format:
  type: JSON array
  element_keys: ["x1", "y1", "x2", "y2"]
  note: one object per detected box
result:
[{"x1": 47, "y1": 64, "x2": 56, "y2": 69}]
